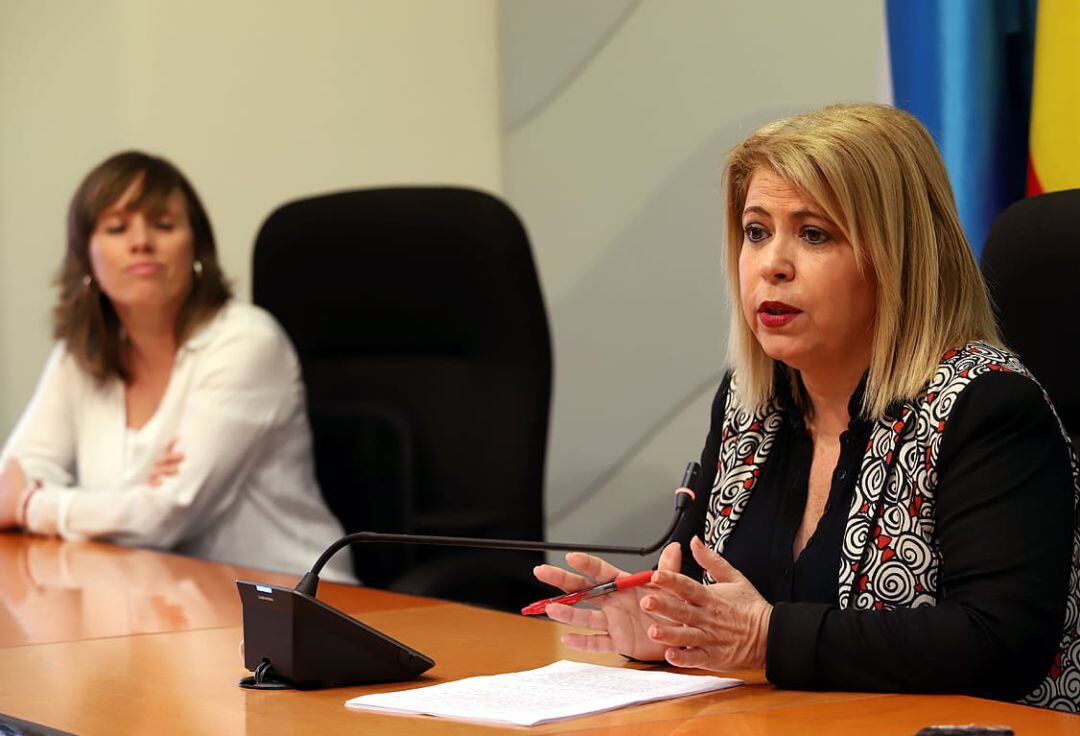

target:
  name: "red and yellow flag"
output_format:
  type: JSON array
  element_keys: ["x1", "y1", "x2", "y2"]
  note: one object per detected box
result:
[{"x1": 1028, "y1": 0, "x2": 1080, "y2": 195}]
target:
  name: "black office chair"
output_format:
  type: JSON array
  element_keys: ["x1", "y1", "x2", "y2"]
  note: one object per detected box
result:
[
  {"x1": 981, "y1": 188, "x2": 1080, "y2": 444},
  {"x1": 252, "y1": 187, "x2": 552, "y2": 611}
]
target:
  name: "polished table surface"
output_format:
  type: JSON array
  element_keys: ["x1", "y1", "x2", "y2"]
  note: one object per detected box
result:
[{"x1": 0, "y1": 533, "x2": 1077, "y2": 735}]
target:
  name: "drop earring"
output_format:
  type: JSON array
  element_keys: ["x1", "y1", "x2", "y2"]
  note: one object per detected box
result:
[
  {"x1": 193, "y1": 260, "x2": 203, "y2": 277},
  {"x1": 82, "y1": 274, "x2": 93, "y2": 288}
]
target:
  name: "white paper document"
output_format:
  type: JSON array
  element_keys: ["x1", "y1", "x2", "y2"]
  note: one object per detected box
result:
[{"x1": 344, "y1": 659, "x2": 742, "y2": 727}]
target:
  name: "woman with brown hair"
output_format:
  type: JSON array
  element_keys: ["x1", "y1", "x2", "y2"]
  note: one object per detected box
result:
[
  {"x1": 0, "y1": 152, "x2": 352, "y2": 581},
  {"x1": 535, "y1": 104, "x2": 1079, "y2": 711}
]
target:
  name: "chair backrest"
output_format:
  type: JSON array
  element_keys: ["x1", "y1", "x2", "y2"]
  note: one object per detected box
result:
[
  {"x1": 982, "y1": 188, "x2": 1080, "y2": 443},
  {"x1": 252, "y1": 187, "x2": 552, "y2": 609}
]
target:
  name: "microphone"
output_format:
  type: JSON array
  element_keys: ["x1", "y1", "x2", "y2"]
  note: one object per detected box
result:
[
  {"x1": 236, "y1": 461, "x2": 700, "y2": 690},
  {"x1": 295, "y1": 461, "x2": 701, "y2": 597}
]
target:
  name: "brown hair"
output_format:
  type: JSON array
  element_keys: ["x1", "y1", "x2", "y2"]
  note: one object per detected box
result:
[
  {"x1": 723, "y1": 103, "x2": 1001, "y2": 419},
  {"x1": 54, "y1": 151, "x2": 232, "y2": 384}
]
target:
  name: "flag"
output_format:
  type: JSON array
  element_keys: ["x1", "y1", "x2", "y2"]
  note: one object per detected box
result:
[
  {"x1": 1027, "y1": 0, "x2": 1080, "y2": 194},
  {"x1": 886, "y1": 0, "x2": 1036, "y2": 258}
]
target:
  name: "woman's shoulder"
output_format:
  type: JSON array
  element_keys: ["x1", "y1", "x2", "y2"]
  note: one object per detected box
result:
[
  {"x1": 926, "y1": 341, "x2": 1066, "y2": 444},
  {"x1": 931, "y1": 352, "x2": 1076, "y2": 491},
  {"x1": 184, "y1": 302, "x2": 299, "y2": 384},
  {"x1": 920, "y1": 340, "x2": 1044, "y2": 405},
  {"x1": 186, "y1": 301, "x2": 292, "y2": 354},
  {"x1": 48, "y1": 340, "x2": 96, "y2": 385},
  {"x1": 932, "y1": 341, "x2": 1028, "y2": 385}
]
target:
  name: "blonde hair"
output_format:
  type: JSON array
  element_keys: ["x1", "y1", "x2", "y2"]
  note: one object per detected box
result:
[{"x1": 723, "y1": 103, "x2": 1000, "y2": 419}]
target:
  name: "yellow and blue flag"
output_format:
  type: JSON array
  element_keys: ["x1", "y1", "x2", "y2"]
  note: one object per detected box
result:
[
  {"x1": 1028, "y1": 0, "x2": 1080, "y2": 195},
  {"x1": 886, "y1": 0, "x2": 1036, "y2": 258}
]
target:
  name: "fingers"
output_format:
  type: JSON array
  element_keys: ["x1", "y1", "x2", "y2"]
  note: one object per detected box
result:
[
  {"x1": 152, "y1": 455, "x2": 183, "y2": 475},
  {"x1": 153, "y1": 454, "x2": 183, "y2": 471},
  {"x1": 656, "y1": 541, "x2": 682, "y2": 573},
  {"x1": 533, "y1": 564, "x2": 592, "y2": 593},
  {"x1": 534, "y1": 550, "x2": 632, "y2": 597},
  {"x1": 564, "y1": 552, "x2": 626, "y2": 584},
  {"x1": 640, "y1": 590, "x2": 703, "y2": 627},
  {"x1": 147, "y1": 472, "x2": 177, "y2": 488},
  {"x1": 542, "y1": 602, "x2": 607, "y2": 630},
  {"x1": 539, "y1": 589, "x2": 617, "y2": 654},
  {"x1": 147, "y1": 439, "x2": 185, "y2": 488},
  {"x1": 664, "y1": 645, "x2": 711, "y2": 669},
  {"x1": 690, "y1": 535, "x2": 740, "y2": 583},
  {"x1": 155, "y1": 440, "x2": 184, "y2": 464},
  {"x1": 159, "y1": 439, "x2": 182, "y2": 461},
  {"x1": 651, "y1": 568, "x2": 712, "y2": 606},
  {"x1": 559, "y1": 632, "x2": 617, "y2": 653},
  {"x1": 148, "y1": 465, "x2": 182, "y2": 487},
  {"x1": 647, "y1": 622, "x2": 706, "y2": 649}
]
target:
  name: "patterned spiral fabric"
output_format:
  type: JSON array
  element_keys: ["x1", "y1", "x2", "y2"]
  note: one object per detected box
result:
[{"x1": 703, "y1": 343, "x2": 1080, "y2": 712}]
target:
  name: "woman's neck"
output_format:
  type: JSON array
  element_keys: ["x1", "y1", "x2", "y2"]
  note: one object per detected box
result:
[
  {"x1": 800, "y1": 362, "x2": 867, "y2": 438},
  {"x1": 116, "y1": 307, "x2": 179, "y2": 377}
]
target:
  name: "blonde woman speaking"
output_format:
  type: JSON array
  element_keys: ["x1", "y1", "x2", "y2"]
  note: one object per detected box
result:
[{"x1": 536, "y1": 104, "x2": 1078, "y2": 712}]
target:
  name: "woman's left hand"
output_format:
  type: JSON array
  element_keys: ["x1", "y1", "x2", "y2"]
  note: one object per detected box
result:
[
  {"x1": 147, "y1": 439, "x2": 184, "y2": 488},
  {"x1": 0, "y1": 458, "x2": 28, "y2": 529},
  {"x1": 642, "y1": 535, "x2": 773, "y2": 671}
]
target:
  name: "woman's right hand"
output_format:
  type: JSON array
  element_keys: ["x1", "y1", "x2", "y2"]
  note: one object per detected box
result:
[
  {"x1": 533, "y1": 541, "x2": 683, "y2": 661},
  {"x1": 147, "y1": 439, "x2": 184, "y2": 487},
  {"x1": 0, "y1": 459, "x2": 26, "y2": 529}
]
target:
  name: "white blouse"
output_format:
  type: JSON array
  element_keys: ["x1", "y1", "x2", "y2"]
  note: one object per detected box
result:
[{"x1": 1, "y1": 302, "x2": 354, "y2": 583}]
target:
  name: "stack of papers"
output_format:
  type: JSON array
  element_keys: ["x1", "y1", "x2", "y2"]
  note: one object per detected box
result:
[{"x1": 345, "y1": 659, "x2": 742, "y2": 727}]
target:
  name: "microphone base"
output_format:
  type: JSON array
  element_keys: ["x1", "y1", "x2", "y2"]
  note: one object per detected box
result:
[
  {"x1": 238, "y1": 659, "x2": 293, "y2": 690},
  {"x1": 236, "y1": 580, "x2": 434, "y2": 689}
]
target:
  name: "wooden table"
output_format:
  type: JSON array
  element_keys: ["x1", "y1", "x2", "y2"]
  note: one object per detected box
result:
[{"x1": 0, "y1": 533, "x2": 1076, "y2": 735}]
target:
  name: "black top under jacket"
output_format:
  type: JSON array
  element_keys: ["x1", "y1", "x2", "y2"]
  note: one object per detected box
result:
[{"x1": 671, "y1": 370, "x2": 1075, "y2": 701}]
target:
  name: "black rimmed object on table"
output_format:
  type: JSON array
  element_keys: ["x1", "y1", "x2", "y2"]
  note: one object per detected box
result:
[{"x1": 237, "y1": 461, "x2": 700, "y2": 690}]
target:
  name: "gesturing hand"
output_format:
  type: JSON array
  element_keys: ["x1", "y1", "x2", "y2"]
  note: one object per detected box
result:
[
  {"x1": 643, "y1": 535, "x2": 772, "y2": 671},
  {"x1": 532, "y1": 541, "x2": 684, "y2": 661}
]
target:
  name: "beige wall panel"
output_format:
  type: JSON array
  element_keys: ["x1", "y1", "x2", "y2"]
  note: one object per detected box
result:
[
  {"x1": 501, "y1": 0, "x2": 887, "y2": 549},
  {"x1": 0, "y1": 0, "x2": 501, "y2": 432}
]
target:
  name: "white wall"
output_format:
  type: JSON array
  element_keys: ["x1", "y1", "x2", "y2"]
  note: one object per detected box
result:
[
  {"x1": 500, "y1": 0, "x2": 888, "y2": 568},
  {"x1": 2, "y1": 1, "x2": 890, "y2": 571},
  {"x1": 0, "y1": 0, "x2": 501, "y2": 432}
]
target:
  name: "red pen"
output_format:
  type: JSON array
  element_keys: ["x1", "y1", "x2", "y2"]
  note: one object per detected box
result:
[{"x1": 521, "y1": 569, "x2": 654, "y2": 616}]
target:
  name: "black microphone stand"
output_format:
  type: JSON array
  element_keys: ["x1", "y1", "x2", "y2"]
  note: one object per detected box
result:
[{"x1": 237, "y1": 462, "x2": 700, "y2": 690}]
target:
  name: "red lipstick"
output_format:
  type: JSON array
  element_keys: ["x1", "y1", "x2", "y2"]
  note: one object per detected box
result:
[{"x1": 757, "y1": 300, "x2": 802, "y2": 328}]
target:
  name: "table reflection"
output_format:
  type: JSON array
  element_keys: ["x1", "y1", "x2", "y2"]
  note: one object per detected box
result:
[{"x1": 0, "y1": 532, "x2": 271, "y2": 646}]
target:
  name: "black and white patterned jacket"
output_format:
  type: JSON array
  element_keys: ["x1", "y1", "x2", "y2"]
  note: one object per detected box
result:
[{"x1": 703, "y1": 342, "x2": 1080, "y2": 712}]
